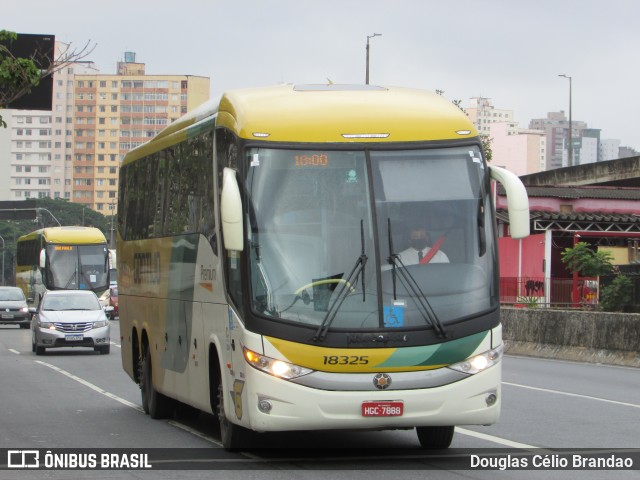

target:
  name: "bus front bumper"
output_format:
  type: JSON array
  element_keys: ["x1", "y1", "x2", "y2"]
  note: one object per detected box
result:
[{"x1": 236, "y1": 363, "x2": 501, "y2": 433}]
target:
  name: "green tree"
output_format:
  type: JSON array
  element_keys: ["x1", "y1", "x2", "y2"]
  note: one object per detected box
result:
[
  {"x1": 0, "y1": 30, "x2": 95, "y2": 127},
  {"x1": 599, "y1": 274, "x2": 633, "y2": 312},
  {"x1": 560, "y1": 241, "x2": 614, "y2": 277}
]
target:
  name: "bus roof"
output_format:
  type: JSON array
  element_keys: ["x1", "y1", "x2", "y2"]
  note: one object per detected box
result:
[
  {"x1": 18, "y1": 226, "x2": 107, "y2": 245},
  {"x1": 217, "y1": 84, "x2": 478, "y2": 143},
  {"x1": 123, "y1": 84, "x2": 479, "y2": 165}
]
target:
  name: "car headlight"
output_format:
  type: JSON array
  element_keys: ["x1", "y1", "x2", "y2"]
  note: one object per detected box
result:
[
  {"x1": 21, "y1": 307, "x2": 29, "y2": 313},
  {"x1": 243, "y1": 347, "x2": 313, "y2": 380},
  {"x1": 448, "y1": 345, "x2": 503, "y2": 375},
  {"x1": 38, "y1": 320, "x2": 53, "y2": 329},
  {"x1": 93, "y1": 319, "x2": 108, "y2": 328}
]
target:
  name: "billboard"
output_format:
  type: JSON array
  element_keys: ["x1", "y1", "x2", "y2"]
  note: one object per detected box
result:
[
  {"x1": 0, "y1": 200, "x2": 38, "y2": 220},
  {"x1": 1, "y1": 33, "x2": 55, "y2": 111}
]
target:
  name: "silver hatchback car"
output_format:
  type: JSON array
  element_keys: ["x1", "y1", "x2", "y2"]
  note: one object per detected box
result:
[
  {"x1": 0, "y1": 286, "x2": 31, "y2": 329},
  {"x1": 31, "y1": 290, "x2": 112, "y2": 355}
]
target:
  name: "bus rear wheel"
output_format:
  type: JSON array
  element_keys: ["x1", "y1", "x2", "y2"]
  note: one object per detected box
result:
[
  {"x1": 416, "y1": 426, "x2": 454, "y2": 449},
  {"x1": 140, "y1": 345, "x2": 173, "y2": 419}
]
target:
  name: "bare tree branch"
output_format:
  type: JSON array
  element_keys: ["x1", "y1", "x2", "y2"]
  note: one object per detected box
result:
[{"x1": 0, "y1": 31, "x2": 96, "y2": 111}]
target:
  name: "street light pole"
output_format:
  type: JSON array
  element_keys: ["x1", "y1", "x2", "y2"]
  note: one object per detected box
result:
[
  {"x1": 37, "y1": 208, "x2": 61, "y2": 227},
  {"x1": 365, "y1": 33, "x2": 382, "y2": 85},
  {"x1": 109, "y1": 201, "x2": 115, "y2": 248},
  {"x1": 558, "y1": 74, "x2": 573, "y2": 167}
]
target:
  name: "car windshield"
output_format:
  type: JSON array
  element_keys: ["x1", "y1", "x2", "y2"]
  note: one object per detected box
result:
[
  {"x1": 244, "y1": 146, "x2": 497, "y2": 331},
  {"x1": 43, "y1": 294, "x2": 101, "y2": 311},
  {"x1": 0, "y1": 289, "x2": 25, "y2": 301}
]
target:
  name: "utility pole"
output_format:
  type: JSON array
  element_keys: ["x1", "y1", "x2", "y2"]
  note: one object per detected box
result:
[{"x1": 365, "y1": 33, "x2": 382, "y2": 85}]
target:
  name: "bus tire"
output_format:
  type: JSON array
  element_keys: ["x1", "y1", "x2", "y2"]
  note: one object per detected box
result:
[
  {"x1": 416, "y1": 426, "x2": 454, "y2": 449},
  {"x1": 210, "y1": 356, "x2": 251, "y2": 450},
  {"x1": 140, "y1": 345, "x2": 173, "y2": 419}
]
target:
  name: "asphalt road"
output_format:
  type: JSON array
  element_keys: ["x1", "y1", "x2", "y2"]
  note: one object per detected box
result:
[{"x1": 0, "y1": 320, "x2": 638, "y2": 480}]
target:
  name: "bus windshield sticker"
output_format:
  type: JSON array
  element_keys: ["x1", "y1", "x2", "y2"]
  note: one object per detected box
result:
[
  {"x1": 346, "y1": 169, "x2": 358, "y2": 183},
  {"x1": 383, "y1": 303, "x2": 405, "y2": 328}
]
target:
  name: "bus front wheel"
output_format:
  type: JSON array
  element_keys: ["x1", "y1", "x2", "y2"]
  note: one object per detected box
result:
[
  {"x1": 416, "y1": 426, "x2": 454, "y2": 449},
  {"x1": 140, "y1": 345, "x2": 173, "y2": 419},
  {"x1": 212, "y1": 361, "x2": 251, "y2": 450}
]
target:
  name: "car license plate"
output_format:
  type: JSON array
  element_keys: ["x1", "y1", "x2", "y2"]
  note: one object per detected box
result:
[
  {"x1": 65, "y1": 334, "x2": 84, "y2": 341},
  {"x1": 1, "y1": 313, "x2": 14, "y2": 319},
  {"x1": 362, "y1": 401, "x2": 404, "y2": 417}
]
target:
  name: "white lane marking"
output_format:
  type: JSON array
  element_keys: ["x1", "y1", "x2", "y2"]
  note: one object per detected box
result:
[
  {"x1": 34, "y1": 360, "x2": 144, "y2": 412},
  {"x1": 9, "y1": 349, "x2": 20, "y2": 354},
  {"x1": 456, "y1": 427, "x2": 541, "y2": 450},
  {"x1": 110, "y1": 341, "x2": 121, "y2": 348},
  {"x1": 30, "y1": 360, "x2": 568, "y2": 452},
  {"x1": 503, "y1": 382, "x2": 640, "y2": 409},
  {"x1": 167, "y1": 420, "x2": 223, "y2": 447}
]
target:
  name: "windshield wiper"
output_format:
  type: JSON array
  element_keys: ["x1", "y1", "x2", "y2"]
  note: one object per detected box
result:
[
  {"x1": 64, "y1": 269, "x2": 78, "y2": 289},
  {"x1": 387, "y1": 218, "x2": 447, "y2": 338},
  {"x1": 312, "y1": 220, "x2": 368, "y2": 342}
]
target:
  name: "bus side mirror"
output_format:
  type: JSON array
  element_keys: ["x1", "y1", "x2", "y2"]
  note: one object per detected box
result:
[
  {"x1": 489, "y1": 165, "x2": 530, "y2": 239},
  {"x1": 39, "y1": 249, "x2": 46, "y2": 269},
  {"x1": 220, "y1": 167, "x2": 244, "y2": 252}
]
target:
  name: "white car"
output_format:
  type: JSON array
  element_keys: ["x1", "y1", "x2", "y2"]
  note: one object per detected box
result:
[{"x1": 31, "y1": 290, "x2": 113, "y2": 355}]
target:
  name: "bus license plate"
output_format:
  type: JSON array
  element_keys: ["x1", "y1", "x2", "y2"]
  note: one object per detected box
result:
[
  {"x1": 362, "y1": 401, "x2": 403, "y2": 417},
  {"x1": 65, "y1": 334, "x2": 84, "y2": 342}
]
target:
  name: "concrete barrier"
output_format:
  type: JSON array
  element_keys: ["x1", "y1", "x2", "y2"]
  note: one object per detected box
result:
[{"x1": 500, "y1": 307, "x2": 640, "y2": 368}]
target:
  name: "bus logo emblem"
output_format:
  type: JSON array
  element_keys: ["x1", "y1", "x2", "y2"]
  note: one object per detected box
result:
[{"x1": 373, "y1": 373, "x2": 392, "y2": 390}]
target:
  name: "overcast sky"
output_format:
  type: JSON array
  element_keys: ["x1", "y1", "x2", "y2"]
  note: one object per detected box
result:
[{"x1": 6, "y1": 0, "x2": 640, "y2": 149}]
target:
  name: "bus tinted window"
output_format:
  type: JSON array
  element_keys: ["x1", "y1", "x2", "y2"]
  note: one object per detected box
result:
[{"x1": 119, "y1": 129, "x2": 215, "y2": 240}]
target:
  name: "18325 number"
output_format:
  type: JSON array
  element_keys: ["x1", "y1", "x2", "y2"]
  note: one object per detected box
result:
[{"x1": 323, "y1": 355, "x2": 369, "y2": 365}]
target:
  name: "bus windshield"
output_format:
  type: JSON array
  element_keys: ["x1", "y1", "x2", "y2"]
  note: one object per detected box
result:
[
  {"x1": 245, "y1": 145, "x2": 497, "y2": 332},
  {"x1": 46, "y1": 244, "x2": 109, "y2": 292}
]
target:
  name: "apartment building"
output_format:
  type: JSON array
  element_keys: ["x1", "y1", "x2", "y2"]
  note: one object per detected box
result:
[
  {"x1": 0, "y1": 48, "x2": 209, "y2": 215},
  {"x1": 529, "y1": 111, "x2": 588, "y2": 169},
  {"x1": 1, "y1": 108, "x2": 53, "y2": 200},
  {"x1": 464, "y1": 97, "x2": 518, "y2": 136},
  {"x1": 72, "y1": 53, "x2": 209, "y2": 214}
]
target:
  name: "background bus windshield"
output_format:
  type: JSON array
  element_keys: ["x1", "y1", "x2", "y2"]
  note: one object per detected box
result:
[{"x1": 46, "y1": 244, "x2": 108, "y2": 291}]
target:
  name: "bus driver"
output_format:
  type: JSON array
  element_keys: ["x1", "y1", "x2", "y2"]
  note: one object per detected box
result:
[{"x1": 397, "y1": 226, "x2": 449, "y2": 266}]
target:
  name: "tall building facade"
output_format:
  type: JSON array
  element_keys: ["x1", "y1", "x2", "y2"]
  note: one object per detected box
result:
[
  {"x1": 465, "y1": 97, "x2": 518, "y2": 136},
  {"x1": 2, "y1": 108, "x2": 53, "y2": 200},
  {"x1": 529, "y1": 111, "x2": 588, "y2": 169},
  {"x1": 72, "y1": 54, "x2": 209, "y2": 214},
  {"x1": 0, "y1": 47, "x2": 210, "y2": 216},
  {"x1": 464, "y1": 97, "x2": 546, "y2": 175}
]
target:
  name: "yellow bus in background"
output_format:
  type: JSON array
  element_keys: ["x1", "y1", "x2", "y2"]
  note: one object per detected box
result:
[
  {"x1": 16, "y1": 226, "x2": 110, "y2": 307},
  {"x1": 117, "y1": 84, "x2": 529, "y2": 450}
]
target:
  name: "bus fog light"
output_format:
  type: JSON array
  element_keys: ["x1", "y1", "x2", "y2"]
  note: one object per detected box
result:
[
  {"x1": 258, "y1": 400, "x2": 272, "y2": 413},
  {"x1": 486, "y1": 392, "x2": 497, "y2": 406}
]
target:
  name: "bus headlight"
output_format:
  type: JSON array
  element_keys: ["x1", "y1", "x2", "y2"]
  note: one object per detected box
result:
[
  {"x1": 448, "y1": 345, "x2": 503, "y2": 375},
  {"x1": 243, "y1": 347, "x2": 313, "y2": 380}
]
